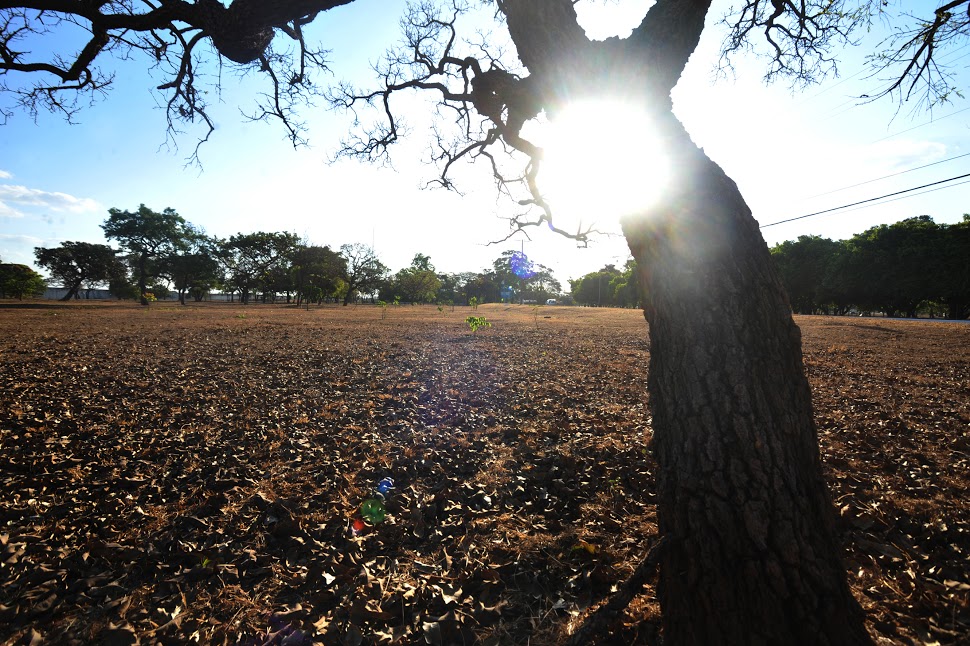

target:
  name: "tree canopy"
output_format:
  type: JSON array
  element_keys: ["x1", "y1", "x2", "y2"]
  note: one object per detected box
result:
[
  {"x1": 34, "y1": 241, "x2": 123, "y2": 301},
  {"x1": 570, "y1": 259, "x2": 640, "y2": 308},
  {"x1": 339, "y1": 242, "x2": 389, "y2": 306},
  {"x1": 101, "y1": 205, "x2": 194, "y2": 304},
  {"x1": 384, "y1": 254, "x2": 442, "y2": 304},
  {"x1": 772, "y1": 215, "x2": 970, "y2": 319},
  {"x1": 215, "y1": 231, "x2": 300, "y2": 305},
  {"x1": 0, "y1": 262, "x2": 46, "y2": 299}
]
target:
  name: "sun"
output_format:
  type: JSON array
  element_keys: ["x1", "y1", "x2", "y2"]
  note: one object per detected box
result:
[{"x1": 536, "y1": 98, "x2": 670, "y2": 233}]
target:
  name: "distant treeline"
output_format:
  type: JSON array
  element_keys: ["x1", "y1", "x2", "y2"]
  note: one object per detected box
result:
[
  {"x1": 14, "y1": 204, "x2": 968, "y2": 319},
  {"x1": 565, "y1": 214, "x2": 970, "y2": 319},
  {"x1": 770, "y1": 215, "x2": 970, "y2": 319},
  {"x1": 15, "y1": 205, "x2": 566, "y2": 307},
  {"x1": 568, "y1": 259, "x2": 640, "y2": 308}
]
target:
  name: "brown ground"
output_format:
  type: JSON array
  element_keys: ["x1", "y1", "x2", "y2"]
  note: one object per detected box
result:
[{"x1": 0, "y1": 302, "x2": 967, "y2": 646}]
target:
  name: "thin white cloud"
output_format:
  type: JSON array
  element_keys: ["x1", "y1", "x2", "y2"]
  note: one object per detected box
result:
[
  {"x1": 0, "y1": 170, "x2": 12, "y2": 179},
  {"x1": 0, "y1": 202, "x2": 23, "y2": 218},
  {"x1": 0, "y1": 233, "x2": 44, "y2": 245},
  {"x1": 0, "y1": 184, "x2": 100, "y2": 213},
  {"x1": 863, "y1": 139, "x2": 948, "y2": 171}
]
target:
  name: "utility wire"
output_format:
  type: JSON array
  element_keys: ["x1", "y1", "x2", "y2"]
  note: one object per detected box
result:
[
  {"x1": 834, "y1": 178, "x2": 970, "y2": 215},
  {"x1": 817, "y1": 78, "x2": 899, "y2": 123},
  {"x1": 804, "y1": 151, "x2": 970, "y2": 199},
  {"x1": 795, "y1": 66, "x2": 867, "y2": 106},
  {"x1": 761, "y1": 171, "x2": 970, "y2": 228},
  {"x1": 808, "y1": 44, "x2": 970, "y2": 124},
  {"x1": 869, "y1": 106, "x2": 970, "y2": 144},
  {"x1": 804, "y1": 43, "x2": 969, "y2": 109}
]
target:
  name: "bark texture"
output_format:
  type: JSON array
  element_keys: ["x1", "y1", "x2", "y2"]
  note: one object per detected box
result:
[
  {"x1": 621, "y1": 111, "x2": 873, "y2": 645},
  {"x1": 498, "y1": 2, "x2": 873, "y2": 642}
]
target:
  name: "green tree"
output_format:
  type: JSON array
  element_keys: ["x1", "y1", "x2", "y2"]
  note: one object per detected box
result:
[
  {"x1": 570, "y1": 265, "x2": 621, "y2": 307},
  {"x1": 410, "y1": 252, "x2": 434, "y2": 272},
  {"x1": 771, "y1": 218, "x2": 970, "y2": 318},
  {"x1": 34, "y1": 241, "x2": 123, "y2": 301},
  {"x1": 525, "y1": 263, "x2": 561, "y2": 303},
  {"x1": 0, "y1": 263, "x2": 46, "y2": 299},
  {"x1": 101, "y1": 205, "x2": 194, "y2": 305},
  {"x1": 491, "y1": 250, "x2": 530, "y2": 301},
  {"x1": 19, "y1": 0, "x2": 970, "y2": 640},
  {"x1": 339, "y1": 243, "x2": 389, "y2": 306},
  {"x1": 939, "y1": 217, "x2": 970, "y2": 319},
  {"x1": 390, "y1": 255, "x2": 442, "y2": 304},
  {"x1": 166, "y1": 249, "x2": 222, "y2": 303},
  {"x1": 770, "y1": 236, "x2": 842, "y2": 315},
  {"x1": 436, "y1": 271, "x2": 476, "y2": 305},
  {"x1": 491, "y1": 250, "x2": 559, "y2": 303},
  {"x1": 884, "y1": 216, "x2": 941, "y2": 318},
  {"x1": 823, "y1": 240, "x2": 863, "y2": 316},
  {"x1": 261, "y1": 262, "x2": 297, "y2": 303},
  {"x1": 108, "y1": 276, "x2": 140, "y2": 301},
  {"x1": 291, "y1": 244, "x2": 347, "y2": 305},
  {"x1": 609, "y1": 258, "x2": 641, "y2": 309},
  {"x1": 160, "y1": 227, "x2": 222, "y2": 304},
  {"x1": 463, "y1": 272, "x2": 500, "y2": 305},
  {"x1": 216, "y1": 231, "x2": 300, "y2": 305},
  {"x1": 845, "y1": 216, "x2": 941, "y2": 318}
]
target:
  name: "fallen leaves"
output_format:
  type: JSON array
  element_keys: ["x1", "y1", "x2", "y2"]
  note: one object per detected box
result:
[{"x1": 0, "y1": 304, "x2": 967, "y2": 645}]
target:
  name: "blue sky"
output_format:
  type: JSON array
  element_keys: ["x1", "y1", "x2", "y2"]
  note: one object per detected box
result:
[{"x1": 2, "y1": 0, "x2": 969, "y2": 289}]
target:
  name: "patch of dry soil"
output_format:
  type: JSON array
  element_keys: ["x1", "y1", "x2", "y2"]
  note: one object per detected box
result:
[{"x1": 0, "y1": 303, "x2": 966, "y2": 645}]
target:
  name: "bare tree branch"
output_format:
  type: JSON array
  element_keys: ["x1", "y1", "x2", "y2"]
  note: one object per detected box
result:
[
  {"x1": 0, "y1": 0, "x2": 353, "y2": 161},
  {"x1": 330, "y1": 0, "x2": 607, "y2": 245},
  {"x1": 719, "y1": 0, "x2": 870, "y2": 87},
  {"x1": 718, "y1": 1, "x2": 970, "y2": 110},
  {"x1": 867, "y1": 0, "x2": 970, "y2": 109}
]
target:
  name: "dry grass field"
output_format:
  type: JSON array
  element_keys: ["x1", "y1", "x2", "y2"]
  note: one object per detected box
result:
[{"x1": 1, "y1": 302, "x2": 967, "y2": 645}]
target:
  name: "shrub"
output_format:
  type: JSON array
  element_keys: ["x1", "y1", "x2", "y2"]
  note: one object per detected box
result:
[{"x1": 465, "y1": 315, "x2": 490, "y2": 333}]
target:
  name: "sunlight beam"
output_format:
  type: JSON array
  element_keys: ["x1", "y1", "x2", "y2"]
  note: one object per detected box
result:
[{"x1": 536, "y1": 98, "x2": 670, "y2": 235}]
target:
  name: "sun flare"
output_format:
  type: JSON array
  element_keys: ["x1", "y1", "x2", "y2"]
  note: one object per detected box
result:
[{"x1": 536, "y1": 99, "x2": 669, "y2": 233}]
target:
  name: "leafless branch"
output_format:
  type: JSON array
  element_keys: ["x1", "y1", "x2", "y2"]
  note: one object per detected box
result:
[
  {"x1": 330, "y1": 0, "x2": 602, "y2": 245},
  {"x1": 719, "y1": 1, "x2": 970, "y2": 111},
  {"x1": 719, "y1": 0, "x2": 871, "y2": 87},
  {"x1": 866, "y1": 1, "x2": 970, "y2": 110},
  {"x1": 0, "y1": 0, "x2": 353, "y2": 161}
]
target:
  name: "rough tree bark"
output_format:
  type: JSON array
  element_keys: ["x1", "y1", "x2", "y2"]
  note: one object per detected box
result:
[
  {"x1": 497, "y1": 0, "x2": 873, "y2": 643},
  {"x1": 136, "y1": 252, "x2": 150, "y2": 306},
  {"x1": 60, "y1": 282, "x2": 82, "y2": 302},
  {"x1": 622, "y1": 111, "x2": 872, "y2": 644}
]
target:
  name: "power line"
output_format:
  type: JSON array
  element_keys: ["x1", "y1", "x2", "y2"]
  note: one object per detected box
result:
[
  {"x1": 804, "y1": 151, "x2": 970, "y2": 199},
  {"x1": 816, "y1": 78, "x2": 899, "y2": 123},
  {"x1": 803, "y1": 42, "x2": 970, "y2": 109},
  {"x1": 795, "y1": 66, "x2": 867, "y2": 106},
  {"x1": 869, "y1": 106, "x2": 970, "y2": 144},
  {"x1": 760, "y1": 171, "x2": 970, "y2": 228},
  {"x1": 818, "y1": 93, "x2": 874, "y2": 123},
  {"x1": 834, "y1": 178, "x2": 970, "y2": 215},
  {"x1": 809, "y1": 43, "x2": 970, "y2": 103}
]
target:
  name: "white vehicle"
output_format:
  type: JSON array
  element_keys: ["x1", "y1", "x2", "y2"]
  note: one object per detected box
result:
[{"x1": 546, "y1": 299, "x2": 557, "y2": 305}]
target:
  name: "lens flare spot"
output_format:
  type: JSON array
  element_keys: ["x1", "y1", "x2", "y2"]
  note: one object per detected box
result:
[
  {"x1": 360, "y1": 498, "x2": 386, "y2": 524},
  {"x1": 509, "y1": 251, "x2": 535, "y2": 279}
]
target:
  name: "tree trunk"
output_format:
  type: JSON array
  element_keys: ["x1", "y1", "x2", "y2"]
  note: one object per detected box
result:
[
  {"x1": 621, "y1": 111, "x2": 872, "y2": 645},
  {"x1": 60, "y1": 281, "x2": 82, "y2": 301},
  {"x1": 138, "y1": 252, "x2": 149, "y2": 306}
]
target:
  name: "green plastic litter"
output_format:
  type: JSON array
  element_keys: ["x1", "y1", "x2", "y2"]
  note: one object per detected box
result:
[{"x1": 360, "y1": 498, "x2": 386, "y2": 524}]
